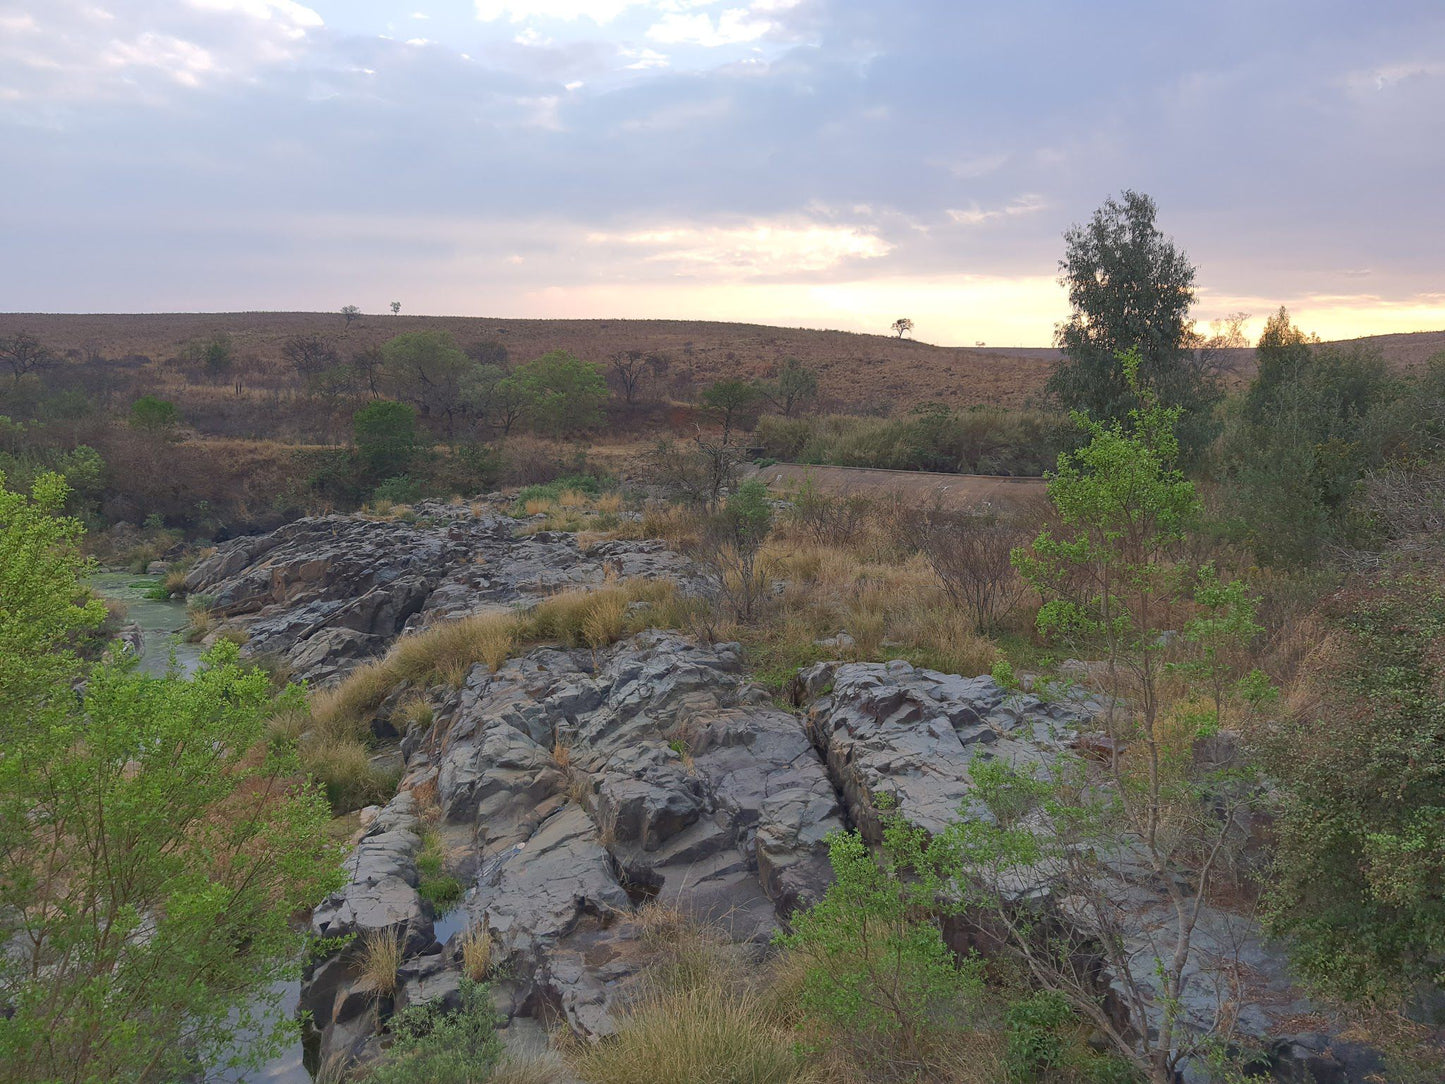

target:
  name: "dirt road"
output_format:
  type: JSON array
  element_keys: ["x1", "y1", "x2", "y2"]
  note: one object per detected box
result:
[{"x1": 747, "y1": 462, "x2": 1047, "y2": 511}]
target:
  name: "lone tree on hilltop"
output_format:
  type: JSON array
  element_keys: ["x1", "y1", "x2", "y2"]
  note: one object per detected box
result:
[
  {"x1": 390, "y1": 301, "x2": 401, "y2": 316},
  {"x1": 341, "y1": 304, "x2": 361, "y2": 328},
  {"x1": 1049, "y1": 189, "x2": 1219, "y2": 458},
  {"x1": 891, "y1": 317, "x2": 914, "y2": 339}
]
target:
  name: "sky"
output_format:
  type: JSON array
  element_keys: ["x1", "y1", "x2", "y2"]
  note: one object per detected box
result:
[{"x1": 1, "y1": 1, "x2": 1443, "y2": 347}]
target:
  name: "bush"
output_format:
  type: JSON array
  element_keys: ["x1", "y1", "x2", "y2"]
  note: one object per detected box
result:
[
  {"x1": 129, "y1": 394, "x2": 180, "y2": 433},
  {"x1": 366, "y1": 978, "x2": 502, "y2": 1084},
  {"x1": 568, "y1": 985, "x2": 811, "y2": 1084},
  {"x1": 354, "y1": 400, "x2": 419, "y2": 479},
  {"x1": 372, "y1": 475, "x2": 423, "y2": 505},
  {"x1": 779, "y1": 828, "x2": 983, "y2": 1069}
]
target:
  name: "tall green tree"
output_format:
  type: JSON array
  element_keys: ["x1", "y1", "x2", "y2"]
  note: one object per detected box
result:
[
  {"x1": 1049, "y1": 190, "x2": 1219, "y2": 458},
  {"x1": 0, "y1": 476, "x2": 342, "y2": 1082},
  {"x1": 500, "y1": 350, "x2": 608, "y2": 436},
  {"x1": 1222, "y1": 307, "x2": 1394, "y2": 565},
  {"x1": 379, "y1": 331, "x2": 474, "y2": 436}
]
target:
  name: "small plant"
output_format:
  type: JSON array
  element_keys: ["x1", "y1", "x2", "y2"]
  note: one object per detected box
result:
[
  {"x1": 360, "y1": 927, "x2": 403, "y2": 998},
  {"x1": 460, "y1": 924, "x2": 494, "y2": 981},
  {"x1": 367, "y1": 977, "x2": 503, "y2": 1084},
  {"x1": 418, "y1": 876, "x2": 464, "y2": 912}
]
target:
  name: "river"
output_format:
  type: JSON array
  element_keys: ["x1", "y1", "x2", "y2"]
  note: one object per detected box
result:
[{"x1": 87, "y1": 571, "x2": 206, "y2": 677}]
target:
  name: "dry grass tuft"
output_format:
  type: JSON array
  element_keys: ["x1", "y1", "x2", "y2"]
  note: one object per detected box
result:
[
  {"x1": 301, "y1": 736, "x2": 399, "y2": 813},
  {"x1": 595, "y1": 491, "x2": 625, "y2": 514},
  {"x1": 568, "y1": 985, "x2": 818, "y2": 1084},
  {"x1": 460, "y1": 923, "x2": 494, "y2": 982},
  {"x1": 359, "y1": 927, "x2": 403, "y2": 998}
]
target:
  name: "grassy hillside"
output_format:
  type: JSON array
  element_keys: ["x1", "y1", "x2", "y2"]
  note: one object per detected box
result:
[{"x1": 3, "y1": 311, "x2": 1440, "y2": 415}]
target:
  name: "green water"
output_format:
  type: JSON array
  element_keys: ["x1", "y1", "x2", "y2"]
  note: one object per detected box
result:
[{"x1": 88, "y1": 571, "x2": 206, "y2": 677}]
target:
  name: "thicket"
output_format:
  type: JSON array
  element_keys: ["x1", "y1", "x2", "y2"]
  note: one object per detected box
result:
[
  {"x1": 755, "y1": 405, "x2": 1073, "y2": 475},
  {"x1": 0, "y1": 472, "x2": 342, "y2": 1083}
]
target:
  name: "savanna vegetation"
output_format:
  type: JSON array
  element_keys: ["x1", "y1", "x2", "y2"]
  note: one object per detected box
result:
[{"x1": 3, "y1": 187, "x2": 1444, "y2": 1082}]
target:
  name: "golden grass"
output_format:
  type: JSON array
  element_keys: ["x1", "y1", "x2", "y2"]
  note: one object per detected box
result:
[
  {"x1": 570, "y1": 984, "x2": 818, "y2": 1084},
  {"x1": 558, "y1": 488, "x2": 589, "y2": 509},
  {"x1": 524, "y1": 497, "x2": 553, "y2": 516},
  {"x1": 359, "y1": 928, "x2": 403, "y2": 998},
  {"x1": 300, "y1": 736, "x2": 399, "y2": 813},
  {"x1": 309, "y1": 580, "x2": 694, "y2": 766},
  {"x1": 460, "y1": 924, "x2": 494, "y2": 982},
  {"x1": 582, "y1": 591, "x2": 629, "y2": 650},
  {"x1": 595, "y1": 491, "x2": 625, "y2": 514}
]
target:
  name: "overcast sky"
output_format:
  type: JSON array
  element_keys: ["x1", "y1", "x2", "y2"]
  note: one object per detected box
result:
[{"x1": 2, "y1": 1, "x2": 1442, "y2": 346}]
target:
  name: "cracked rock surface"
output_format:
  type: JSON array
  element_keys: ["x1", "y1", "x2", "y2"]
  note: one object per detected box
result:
[
  {"x1": 184, "y1": 502, "x2": 703, "y2": 684},
  {"x1": 302, "y1": 630, "x2": 843, "y2": 1068}
]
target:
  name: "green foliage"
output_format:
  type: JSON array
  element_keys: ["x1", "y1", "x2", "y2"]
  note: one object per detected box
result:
[
  {"x1": 1262, "y1": 583, "x2": 1445, "y2": 1005},
  {"x1": 418, "y1": 875, "x2": 465, "y2": 912},
  {"x1": 754, "y1": 407, "x2": 1072, "y2": 475},
  {"x1": 701, "y1": 378, "x2": 765, "y2": 439},
  {"x1": 990, "y1": 658, "x2": 1019, "y2": 691},
  {"x1": 513, "y1": 473, "x2": 605, "y2": 506},
  {"x1": 724, "y1": 478, "x2": 773, "y2": 551},
  {"x1": 366, "y1": 978, "x2": 503, "y2": 1084},
  {"x1": 1005, "y1": 990, "x2": 1073, "y2": 1080},
  {"x1": 779, "y1": 827, "x2": 983, "y2": 1065},
  {"x1": 129, "y1": 394, "x2": 180, "y2": 433},
  {"x1": 1049, "y1": 190, "x2": 1219, "y2": 460},
  {"x1": 501, "y1": 350, "x2": 608, "y2": 437},
  {"x1": 354, "y1": 399, "x2": 420, "y2": 479},
  {"x1": 1221, "y1": 308, "x2": 1401, "y2": 565},
  {"x1": 0, "y1": 640, "x2": 342, "y2": 1083},
  {"x1": 1014, "y1": 350, "x2": 1200, "y2": 669},
  {"x1": 0, "y1": 470, "x2": 106, "y2": 727},
  {"x1": 373, "y1": 474, "x2": 423, "y2": 505},
  {"x1": 762, "y1": 356, "x2": 819, "y2": 417},
  {"x1": 380, "y1": 331, "x2": 475, "y2": 434},
  {"x1": 184, "y1": 332, "x2": 235, "y2": 378}
]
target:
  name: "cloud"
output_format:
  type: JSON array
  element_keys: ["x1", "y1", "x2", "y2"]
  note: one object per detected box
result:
[
  {"x1": 588, "y1": 218, "x2": 891, "y2": 277},
  {"x1": 474, "y1": 0, "x2": 646, "y2": 23},
  {"x1": 0, "y1": 0, "x2": 324, "y2": 105},
  {"x1": 946, "y1": 194, "x2": 1048, "y2": 227},
  {"x1": 646, "y1": 8, "x2": 771, "y2": 47}
]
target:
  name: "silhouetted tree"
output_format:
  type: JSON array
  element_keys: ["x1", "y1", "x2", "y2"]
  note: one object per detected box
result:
[
  {"x1": 609, "y1": 349, "x2": 668, "y2": 404},
  {"x1": 281, "y1": 333, "x2": 339, "y2": 380},
  {"x1": 390, "y1": 301, "x2": 401, "y2": 316},
  {"x1": 891, "y1": 318, "x2": 914, "y2": 339},
  {"x1": 341, "y1": 305, "x2": 361, "y2": 328},
  {"x1": 0, "y1": 333, "x2": 56, "y2": 385}
]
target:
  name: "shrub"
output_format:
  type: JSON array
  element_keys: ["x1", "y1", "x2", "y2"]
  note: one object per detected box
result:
[
  {"x1": 779, "y1": 828, "x2": 984, "y2": 1068},
  {"x1": 354, "y1": 400, "x2": 419, "y2": 479},
  {"x1": 129, "y1": 394, "x2": 180, "y2": 433},
  {"x1": 372, "y1": 474, "x2": 422, "y2": 504},
  {"x1": 366, "y1": 978, "x2": 502, "y2": 1084}
]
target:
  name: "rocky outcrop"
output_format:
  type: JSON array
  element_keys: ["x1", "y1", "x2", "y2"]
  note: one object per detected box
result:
[
  {"x1": 302, "y1": 630, "x2": 843, "y2": 1069},
  {"x1": 796, "y1": 659, "x2": 1382, "y2": 1084},
  {"x1": 183, "y1": 502, "x2": 703, "y2": 684}
]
